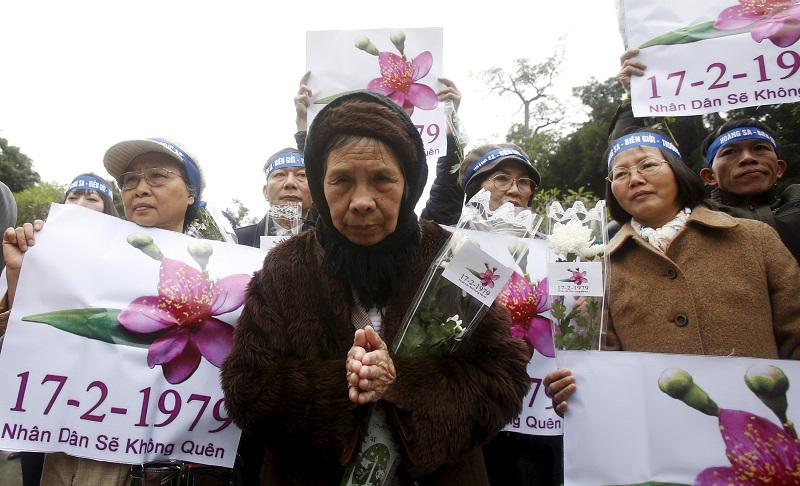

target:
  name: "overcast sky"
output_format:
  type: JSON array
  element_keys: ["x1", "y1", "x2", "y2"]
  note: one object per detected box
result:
[{"x1": 1, "y1": 0, "x2": 624, "y2": 219}]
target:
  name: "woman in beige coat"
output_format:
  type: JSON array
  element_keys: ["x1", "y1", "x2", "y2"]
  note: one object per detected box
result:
[{"x1": 545, "y1": 127, "x2": 800, "y2": 414}]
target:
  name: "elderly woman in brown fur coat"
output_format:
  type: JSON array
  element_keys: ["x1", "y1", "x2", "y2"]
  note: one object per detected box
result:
[{"x1": 221, "y1": 91, "x2": 531, "y2": 485}]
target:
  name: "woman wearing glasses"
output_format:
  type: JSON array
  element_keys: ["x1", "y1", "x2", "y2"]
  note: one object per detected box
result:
[
  {"x1": 545, "y1": 127, "x2": 800, "y2": 415},
  {"x1": 2, "y1": 138, "x2": 209, "y2": 485},
  {"x1": 458, "y1": 143, "x2": 540, "y2": 210},
  {"x1": 457, "y1": 144, "x2": 565, "y2": 486},
  {"x1": 104, "y1": 137, "x2": 204, "y2": 234}
]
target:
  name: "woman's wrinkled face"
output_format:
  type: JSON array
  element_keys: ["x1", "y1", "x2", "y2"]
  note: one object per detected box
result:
[
  {"x1": 610, "y1": 145, "x2": 681, "y2": 228},
  {"x1": 121, "y1": 153, "x2": 194, "y2": 233},
  {"x1": 65, "y1": 190, "x2": 106, "y2": 213},
  {"x1": 324, "y1": 138, "x2": 405, "y2": 246},
  {"x1": 479, "y1": 160, "x2": 534, "y2": 210}
]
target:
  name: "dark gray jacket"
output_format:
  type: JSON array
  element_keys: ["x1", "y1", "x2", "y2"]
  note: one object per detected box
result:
[{"x1": 707, "y1": 184, "x2": 800, "y2": 264}]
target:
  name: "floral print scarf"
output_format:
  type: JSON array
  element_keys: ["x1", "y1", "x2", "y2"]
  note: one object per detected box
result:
[{"x1": 631, "y1": 207, "x2": 692, "y2": 253}]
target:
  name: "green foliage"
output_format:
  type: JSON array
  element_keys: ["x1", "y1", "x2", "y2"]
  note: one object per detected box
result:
[
  {"x1": 13, "y1": 180, "x2": 65, "y2": 224},
  {"x1": 0, "y1": 137, "x2": 40, "y2": 193},
  {"x1": 542, "y1": 77, "x2": 627, "y2": 196},
  {"x1": 111, "y1": 183, "x2": 126, "y2": 220},
  {"x1": 224, "y1": 198, "x2": 258, "y2": 228},
  {"x1": 550, "y1": 296, "x2": 600, "y2": 351},
  {"x1": 507, "y1": 127, "x2": 561, "y2": 176},
  {"x1": 531, "y1": 186, "x2": 600, "y2": 222},
  {"x1": 394, "y1": 307, "x2": 464, "y2": 356}
]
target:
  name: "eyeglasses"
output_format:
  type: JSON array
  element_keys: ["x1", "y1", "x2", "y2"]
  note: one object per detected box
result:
[
  {"x1": 118, "y1": 168, "x2": 182, "y2": 190},
  {"x1": 607, "y1": 158, "x2": 669, "y2": 184},
  {"x1": 487, "y1": 174, "x2": 537, "y2": 195}
]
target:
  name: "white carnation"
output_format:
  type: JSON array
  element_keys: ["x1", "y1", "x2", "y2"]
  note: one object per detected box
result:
[{"x1": 449, "y1": 232, "x2": 467, "y2": 255}]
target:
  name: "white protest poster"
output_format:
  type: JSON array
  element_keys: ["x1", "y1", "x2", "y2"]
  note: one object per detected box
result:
[
  {"x1": 306, "y1": 28, "x2": 447, "y2": 158},
  {"x1": 622, "y1": 0, "x2": 800, "y2": 117},
  {"x1": 259, "y1": 235, "x2": 287, "y2": 253},
  {"x1": 559, "y1": 350, "x2": 800, "y2": 485},
  {"x1": 453, "y1": 228, "x2": 561, "y2": 437},
  {"x1": 0, "y1": 204, "x2": 265, "y2": 467}
]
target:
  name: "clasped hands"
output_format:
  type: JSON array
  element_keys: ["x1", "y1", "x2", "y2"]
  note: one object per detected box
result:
[{"x1": 346, "y1": 325, "x2": 397, "y2": 405}]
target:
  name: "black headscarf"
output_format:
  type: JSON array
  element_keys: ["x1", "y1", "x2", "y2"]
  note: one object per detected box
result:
[{"x1": 304, "y1": 91, "x2": 429, "y2": 308}]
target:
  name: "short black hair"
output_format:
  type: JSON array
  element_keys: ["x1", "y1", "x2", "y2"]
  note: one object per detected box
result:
[
  {"x1": 700, "y1": 118, "x2": 778, "y2": 160},
  {"x1": 606, "y1": 127, "x2": 707, "y2": 226}
]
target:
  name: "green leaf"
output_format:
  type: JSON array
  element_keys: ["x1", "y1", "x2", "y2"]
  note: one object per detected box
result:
[
  {"x1": 550, "y1": 299, "x2": 567, "y2": 320},
  {"x1": 467, "y1": 268, "x2": 483, "y2": 279},
  {"x1": 639, "y1": 21, "x2": 752, "y2": 49},
  {"x1": 314, "y1": 89, "x2": 367, "y2": 105},
  {"x1": 22, "y1": 308, "x2": 160, "y2": 348},
  {"x1": 394, "y1": 317, "x2": 427, "y2": 355},
  {"x1": 420, "y1": 308, "x2": 444, "y2": 324}
]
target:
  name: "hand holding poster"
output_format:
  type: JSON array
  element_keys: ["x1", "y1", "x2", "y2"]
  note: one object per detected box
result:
[
  {"x1": 622, "y1": 0, "x2": 800, "y2": 116},
  {"x1": 0, "y1": 204, "x2": 265, "y2": 467}
]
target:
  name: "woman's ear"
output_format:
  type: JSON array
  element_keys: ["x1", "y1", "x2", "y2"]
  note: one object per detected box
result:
[{"x1": 188, "y1": 195, "x2": 196, "y2": 206}]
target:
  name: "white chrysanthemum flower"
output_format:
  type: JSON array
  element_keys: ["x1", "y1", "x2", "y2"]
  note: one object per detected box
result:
[
  {"x1": 576, "y1": 243, "x2": 605, "y2": 260},
  {"x1": 548, "y1": 219, "x2": 594, "y2": 256}
]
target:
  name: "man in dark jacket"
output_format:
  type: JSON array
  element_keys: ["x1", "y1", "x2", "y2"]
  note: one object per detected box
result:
[
  {"x1": 700, "y1": 119, "x2": 800, "y2": 264},
  {"x1": 234, "y1": 148, "x2": 316, "y2": 248}
]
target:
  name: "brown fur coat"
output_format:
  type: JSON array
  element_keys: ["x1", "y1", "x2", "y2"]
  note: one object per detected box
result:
[{"x1": 221, "y1": 220, "x2": 530, "y2": 485}]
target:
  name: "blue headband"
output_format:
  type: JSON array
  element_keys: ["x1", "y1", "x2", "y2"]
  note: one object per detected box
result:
[
  {"x1": 704, "y1": 127, "x2": 778, "y2": 167},
  {"x1": 608, "y1": 133, "x2": 683, "y2": 170},
  {"x1": 147, "y1": 138, "x2": 204, "y2": 208},
  {"x1": 462, "y1": 148, "x2": 531, "y2": 187},
  {"x1": 264, "y1": 152, "x2": 304, "y2": 179},
  {"x1": 67, "y1": 176, "x2": 113, "y2": 201}
]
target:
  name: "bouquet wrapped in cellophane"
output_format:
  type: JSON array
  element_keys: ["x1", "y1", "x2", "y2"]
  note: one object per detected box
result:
[
  {"x1": 393, "y1": 189, "x2": 542, "y2": 356},
  {"x1": 341, "y1": 189, "x2": 541, "y2": 485},
  {"x1": 545, "y1": 200, "x2": 608, "y2": 351}
]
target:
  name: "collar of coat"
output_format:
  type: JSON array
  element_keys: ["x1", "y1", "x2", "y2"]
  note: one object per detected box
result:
[
  {"x1": 710, "y1": 185, "x2": 781, "y2": 207},
  {"x1": 607, "y1": 205, "x2": 738, "y2": 256}
]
